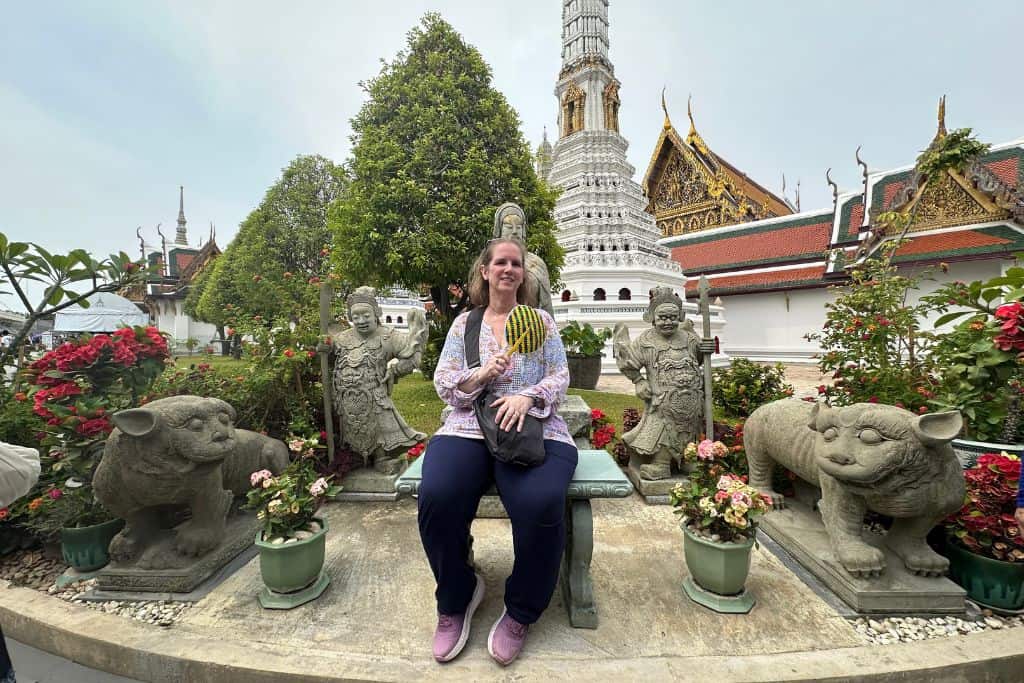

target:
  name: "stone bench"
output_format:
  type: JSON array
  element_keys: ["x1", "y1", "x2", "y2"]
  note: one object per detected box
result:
[{"x1": 395, "y1": 447, "x2": 632, "y2": 628}]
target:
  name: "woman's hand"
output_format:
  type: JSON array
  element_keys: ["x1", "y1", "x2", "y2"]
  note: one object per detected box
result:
[
  {"x1": 475, "y1": 354, "x2": 509, "y2": 385},
  {"x1": 490, "y1": 394, "x2": 534, "y2": 433}
]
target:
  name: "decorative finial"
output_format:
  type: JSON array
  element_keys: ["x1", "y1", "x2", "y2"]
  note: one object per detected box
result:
[
  {"x1": 156, "y1": 224, "x2": 168, "y2": 277},
  {"x1": 781, "y1": 172, "x2": 787, "y2": 196},
  {"x1": 934, "y1": 95, "x2": 947, "y2": 142},
  {"x1": 855, "y1": 145, "x2": 870, "y2": 201},
  {"x1": 542, "y1": 125, "x2": 548, "y2": 142},
  {"x1": 661, "y1": 87, "x2": 671, "y2": 130},
  {"x1": 826, "y1": 168, "x2": 838, "y2": 210},
  {"x1": 136, "y1": 226, "x2": 145, "y2": 261},
  {"x1": 795, "y1": 179, "x2": 801, "y2": 212},
  {"x1": 687, "y1": 93, "x2": 697, "y2": 138},
  {"x1": 176, "y1": 186, "x2": 188, "y2": 245}
]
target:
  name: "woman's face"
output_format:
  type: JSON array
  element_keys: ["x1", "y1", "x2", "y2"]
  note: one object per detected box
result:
[{"x1": 482, "y1": 242, "x2": 524, "y2": 297}]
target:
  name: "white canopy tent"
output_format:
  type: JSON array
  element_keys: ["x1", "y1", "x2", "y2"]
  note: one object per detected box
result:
[{"x1": 53, "y1": 292, "x2": 150, "y2": 333}]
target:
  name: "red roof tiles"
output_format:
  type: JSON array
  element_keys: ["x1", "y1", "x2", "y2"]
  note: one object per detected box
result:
[{"x1": 670, "y1": 221, "x2": 831, "y2": 271}]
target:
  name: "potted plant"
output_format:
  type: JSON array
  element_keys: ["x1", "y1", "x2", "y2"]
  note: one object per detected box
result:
[
  {"x1": 669, "y1": 438, "x2": 771, "y2": 613},
  {"x1": 923, "y1": 266, "x2": 1024, "y2": 466},
  {"x1": 245, "y1": 440, "x2": 341, "y2": 609},
  {"x1": 560, "y1": 321, "x2": 611, "y2": 390},
  {"x1": 941, "y1": 451, "x2": 1024, "y2": 610}
]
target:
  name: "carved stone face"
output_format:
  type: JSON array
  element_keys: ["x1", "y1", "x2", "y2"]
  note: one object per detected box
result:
[
  {"x1": 349, "y1": 303, "x2": 378, "y2": 338},
  {"x1": 500, "y1": 213, "x2": 525, "y2": 240},
  {"x1": 652, "y1": 303, "x2": 680, "y2": 338}
]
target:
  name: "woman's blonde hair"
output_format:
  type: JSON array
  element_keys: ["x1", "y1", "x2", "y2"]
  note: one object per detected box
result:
[{"x1": 467, "y1": 238, "x2": 537, "y2": 308}]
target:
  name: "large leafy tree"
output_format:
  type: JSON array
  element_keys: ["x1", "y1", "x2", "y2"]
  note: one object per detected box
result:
[
  {"x1": 332, "y1": 13, "x2": 561, "y2": 319},
  {"x1": 187, "y1": 155, "x2": 347, "y2": 326}
]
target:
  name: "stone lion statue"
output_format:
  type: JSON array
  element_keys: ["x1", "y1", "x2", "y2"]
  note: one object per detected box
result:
[
  {"x1": 94, "y1": 396, "x2": 289, "y2": 568},
  {"x1": 744, "y1": 399, "x2": 965, "y2": 578}
]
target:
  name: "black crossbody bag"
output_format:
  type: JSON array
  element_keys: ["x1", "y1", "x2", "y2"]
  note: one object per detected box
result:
[{"x1": 464, "y1": 307, "x2": 546, "y2": 467}]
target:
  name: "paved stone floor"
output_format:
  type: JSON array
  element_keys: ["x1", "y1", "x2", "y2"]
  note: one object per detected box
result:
[{"x1": 597, "y1": 363, "x2": 833, "y2": 398}]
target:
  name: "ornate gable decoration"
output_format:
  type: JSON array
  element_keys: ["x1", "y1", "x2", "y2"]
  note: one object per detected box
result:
[
  {"x1": 888, "y1": 168, "x2": 1006, "y2": 234},
  {"x1": 643, "y1": 96, "x2": 791, "y2": 238}
]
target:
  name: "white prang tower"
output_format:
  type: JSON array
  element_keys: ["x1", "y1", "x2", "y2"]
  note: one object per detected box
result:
[{"x1": 543, "y1": 0, "x2": 705, "y2": 374}]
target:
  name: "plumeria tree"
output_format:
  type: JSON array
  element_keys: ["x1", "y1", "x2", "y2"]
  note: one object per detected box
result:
[{"x1": 0, "y1": 232, "x2": 146, "y2": 375}]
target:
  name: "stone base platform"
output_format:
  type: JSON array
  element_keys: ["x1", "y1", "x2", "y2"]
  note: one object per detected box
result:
[
  {"x1": 4, "y1": 496, "x2": 1023, "y2": 681},
  {"x1": 96, "y1": 513, "x2": 260, "y2": 594},
  {"x1": 335, "y1": 467, "x2": 403, "y2": 501},
  {"x1": 759, "y1": 501, "x2": 966, "y2": 615},
  {"x1": 625, "y1": 461, "x2": 688, "y2": 505}
]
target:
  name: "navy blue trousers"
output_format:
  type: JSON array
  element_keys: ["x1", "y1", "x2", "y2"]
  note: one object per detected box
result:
[{"x1": 417, "y1": 435, "x2": 578, "y2": 625}]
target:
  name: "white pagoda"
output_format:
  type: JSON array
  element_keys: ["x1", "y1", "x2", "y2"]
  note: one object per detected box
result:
[{"x1": 540, "y1": 0, "x2": 725, "y2": 373}]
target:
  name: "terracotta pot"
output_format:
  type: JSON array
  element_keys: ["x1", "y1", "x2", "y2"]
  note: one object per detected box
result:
[
  {"x1": 255, "y1": 517, "x2": 328, "y2": 594},
  {"x1": 682, "y1": 525, "x2": 755, "y2": 596},
  {"x1": 945, "y1": 537, "x2": 1024, "y2": 611},
  {"x1": 567, "y1": 353, "x2": 602, "y2": 390},
  {"x1": 60, "y1": 518, "x2": 124, "y2": 572}
]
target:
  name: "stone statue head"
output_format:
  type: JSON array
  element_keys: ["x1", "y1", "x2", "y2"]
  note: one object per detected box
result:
[
  {"x1": 493, "y1": 202, "x2": 527, "y2": 241},
  {"x1": 346, "y1": 286, "x2": 381, "y2": 338},
  {"x1": 644, "y1": 287, "x2": 684, "y2": 339}
]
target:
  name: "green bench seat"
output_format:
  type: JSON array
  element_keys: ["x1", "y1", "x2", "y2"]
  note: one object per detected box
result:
[{"x1": 395, "y1": 448, "x2": 632, "y2": 628}]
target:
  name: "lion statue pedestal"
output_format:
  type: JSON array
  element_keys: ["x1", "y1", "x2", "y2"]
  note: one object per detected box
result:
[
  {"x1": 92, "y1": 396, "x2": 289, "y2": 594},
  {"x1": 745, "y1": 399, "x2": 966, "y2": 614}
]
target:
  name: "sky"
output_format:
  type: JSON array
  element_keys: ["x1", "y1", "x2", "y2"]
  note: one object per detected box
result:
[{"x1": 2, "y1": 0, "x2": 1023, "y2": 311}]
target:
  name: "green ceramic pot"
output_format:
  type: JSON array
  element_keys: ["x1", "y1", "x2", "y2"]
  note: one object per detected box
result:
[
  {"x1": 945, "y1": 537, "x2": 1024, "y2": 611},
  {"x1": 683, "y1": 525, "x2": 755, "y2": 596},
  {"x1": 255, "y1": 517, "x2": 328, "y2": 594},
  {"x1": 60, "y1": 518, "x2": 124, "y2": 572}
]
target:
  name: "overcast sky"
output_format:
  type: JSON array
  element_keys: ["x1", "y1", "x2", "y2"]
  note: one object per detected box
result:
[{"x1": 2, "y1": 0, "x2": 1022, "y2": 310}]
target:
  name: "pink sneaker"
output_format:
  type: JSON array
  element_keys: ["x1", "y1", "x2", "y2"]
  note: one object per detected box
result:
[
  {"x1": 432, "y1": 573, "x2": 484, "y2": 663},
  {"x1": 487, "y1": 607, "x2": 529, "y2": 666}
]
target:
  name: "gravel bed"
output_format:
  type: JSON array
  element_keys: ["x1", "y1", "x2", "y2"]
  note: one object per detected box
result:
[
  {"x1": 850, "y1": 612, "x2": 1024, "y2": 645},
  {"x1": 1, "y1": 547, "x2": 190, "y2": 628}
]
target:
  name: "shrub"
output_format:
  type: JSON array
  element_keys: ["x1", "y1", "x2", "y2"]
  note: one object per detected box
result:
[
  {"x1": 559, "y1": 321, "x2": 611, "y2": 356},
  {"x1": 419, "y1": 312, "x2": 451, "y2": 381},
  {"x1": 805, "y1": 240, "x2": 937, "y2": 411},
  {"x1": 712, "y1": 358, "x2": 794, "y2": 417}
]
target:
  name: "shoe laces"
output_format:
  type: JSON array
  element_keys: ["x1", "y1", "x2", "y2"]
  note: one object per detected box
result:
[{"x1": 506, "y1": 617, "x2": 527, "y2": 638}]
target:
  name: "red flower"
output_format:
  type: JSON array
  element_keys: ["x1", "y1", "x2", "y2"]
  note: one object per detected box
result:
[
  {"x1": 995, "y1": 302, "x2": 1022, "y2": 320},
  {"x1": 0, "y1": 508, "x2": 7, "y2": 521},
  {"x1": 817, "y1": 385, "x2": 827, "y2": 394},
  {"x1": 307, "y1": 350, "x2": 316, "y2": 358},
  {"x1": 591, "y1": 409, "x2": 605, "y2": 420},
  {"x1": 283, "y1": 349, "x2": 295, "y2": 358},
  {"x1": 320, "y1": 431, "x2": 328, "y2": 441},
  {"x1": 77, "y1": 417, "x2": 112, "y2": 437},
  {"x1": 47, "y1": 488, "x2": 63, "y2": 500}
]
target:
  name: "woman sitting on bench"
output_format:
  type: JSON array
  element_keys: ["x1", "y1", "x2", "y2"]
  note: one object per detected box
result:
[{"x1": 418, "y1": 237, "x2": 577, "y2": 666}]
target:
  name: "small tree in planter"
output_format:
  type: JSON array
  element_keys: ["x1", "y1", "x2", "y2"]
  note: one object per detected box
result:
[{"x1": 560, "y1": 321, "x2": 611, "y2": 390}]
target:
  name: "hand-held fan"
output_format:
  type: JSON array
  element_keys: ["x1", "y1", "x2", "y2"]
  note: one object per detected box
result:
[{"x1": 504, "y1": 305, "x2": 547, "y2": 355}]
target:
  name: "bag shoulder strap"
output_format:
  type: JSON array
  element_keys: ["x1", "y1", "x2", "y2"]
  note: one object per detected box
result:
[{"x1": 464, "y1": 307, "x2": 485, "y2": 369}]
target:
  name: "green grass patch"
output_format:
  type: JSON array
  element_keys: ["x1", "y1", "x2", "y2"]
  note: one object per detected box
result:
[
  {"x1": 391, "y1": 374, "x2": 645, "y2": 438},
  {"x1": 173, "y1": 354, "x2": 247, "y2": 370}
]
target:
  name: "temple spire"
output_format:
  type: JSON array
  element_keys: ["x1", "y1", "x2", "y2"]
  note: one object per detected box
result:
[
  {"x1": 561, "y1": 0, "x2": 610, "y2": 68},
  {"x1": 685, "y1": 95, "x2": 709, "y2": 155},
  {"x1": 176, "y1": 186, "x2": 188, "y2": 245},
  {"x1": 661, "y1": 87, "x2": 671, "y2": 130}
]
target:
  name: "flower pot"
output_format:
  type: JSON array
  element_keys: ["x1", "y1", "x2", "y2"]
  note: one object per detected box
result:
[
  {"x1": 567, "y1": 353, "x2": 602, "y2": 390},
  {"x1": 254, "y1": 517, "x2": 329, "y2": 609},
  {"x1": 945, "y1": 537, "x2": 1024, "y2": 611},
  {"x1": 683, "y1": 525, "x2": 755, "y2": 596},
  {"x1": 60, "y1": 518, "x2": 124, "y2": 572},
  {"x1": 951, "y1": 438, "x2": 1024, "y2": 470}
]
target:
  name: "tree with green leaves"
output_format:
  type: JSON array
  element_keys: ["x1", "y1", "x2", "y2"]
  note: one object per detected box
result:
[
  {"x1": 331, "y1": 13, "x2": 561, "y2": 320},
  {"x1": 187, "y1": 155, "x2": 347, "y2": 326},
  {"x1": 0, "y1": 234, "x2": 145, "y2": 374}
]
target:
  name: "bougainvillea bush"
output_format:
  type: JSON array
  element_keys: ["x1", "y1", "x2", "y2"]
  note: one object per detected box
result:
[
  {"x1": 17, "y1": 326, "x2": 170, "y2": 536},
  {"x1": 944, "y1": 452, "x2": 1024, "y2": 562}
]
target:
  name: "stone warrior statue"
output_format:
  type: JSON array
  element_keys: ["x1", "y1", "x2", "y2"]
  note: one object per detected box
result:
[
  {"x1": 329, "y1": 286, "x2": 427, "y2": 475},
  {"x1": 613, "y1": 287, "x2": 710, "y2": 480},
  {"x1": 493, "y1": 202, "x2": 553, "y2": 316}
]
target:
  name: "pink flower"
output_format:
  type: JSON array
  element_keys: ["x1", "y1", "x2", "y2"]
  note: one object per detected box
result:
[
  {"x1": 717, "y1": 475, "x2": 736, "y2": 491},
  {"x1": 47, "y1": 488, "x2": 63, "y2": 500},
  {"x1": 250, "y1": 469, "x2": 273, "y2": 487},
  {"x1": 697, "y1": 439, "x2": 716, "y2": 460},
  {"x1": 309, "y1": 478, "x2": 329, "y2": 496}
]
